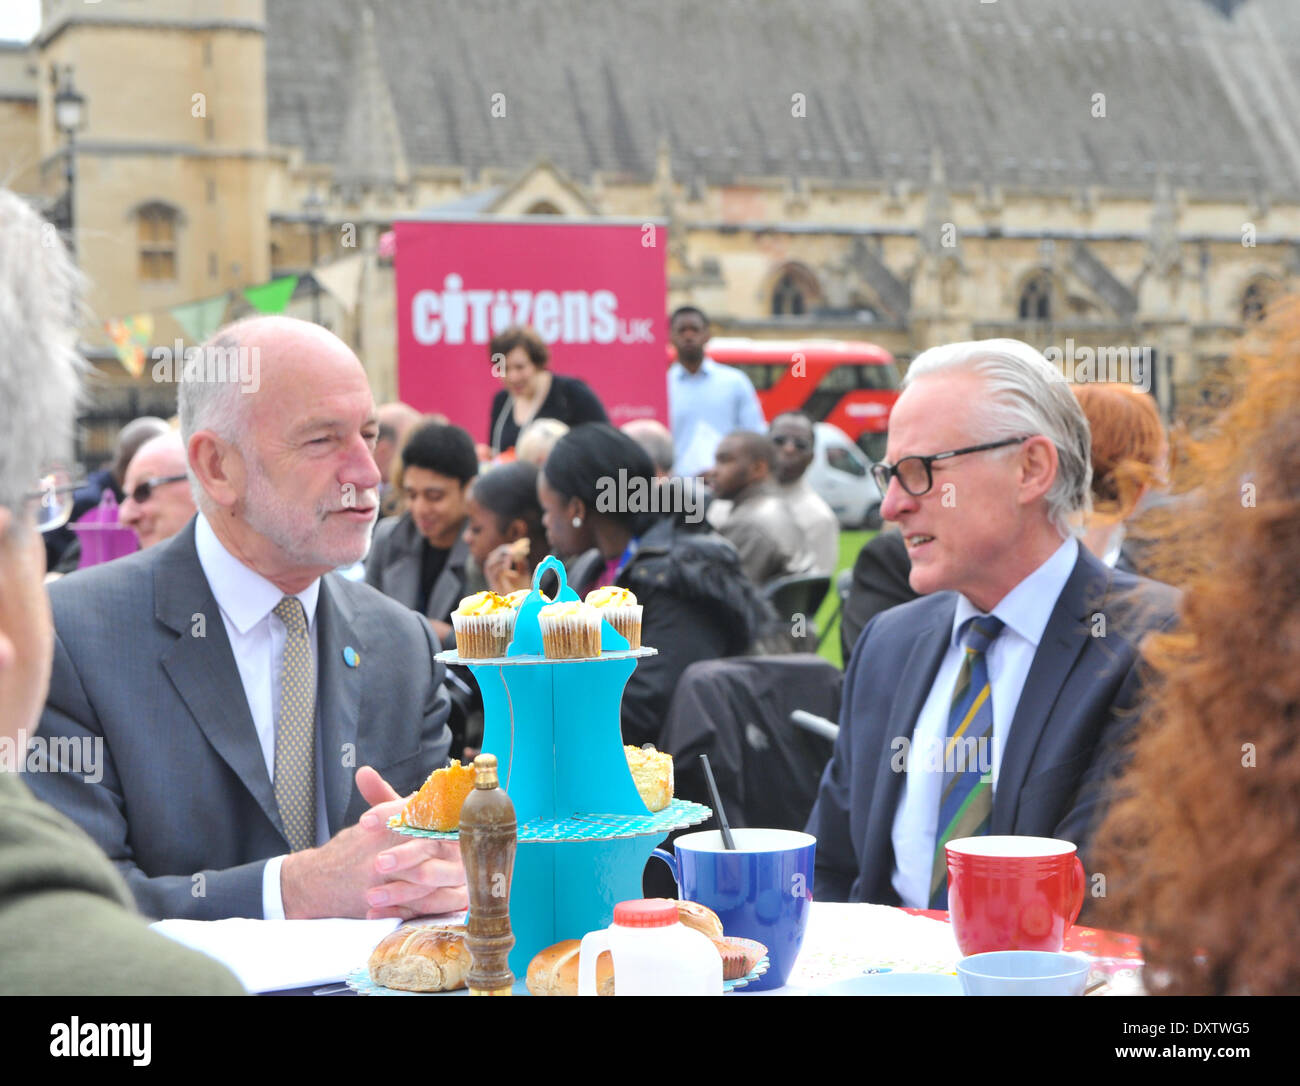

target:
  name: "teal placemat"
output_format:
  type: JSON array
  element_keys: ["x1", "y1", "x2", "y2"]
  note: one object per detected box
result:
[{"x1": 388, "y1": 798, "x2": 711, "y2": 842}]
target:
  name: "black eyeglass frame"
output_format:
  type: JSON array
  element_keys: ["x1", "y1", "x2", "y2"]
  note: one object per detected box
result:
[
  {"x1": 126, "y1": 474, "x2": 189, "y2": 505},
  {"x1": 870, "y1": 435, "x2": 1031, "y2": 498}
]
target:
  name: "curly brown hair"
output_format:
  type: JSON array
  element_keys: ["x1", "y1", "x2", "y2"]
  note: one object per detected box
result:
[{"x1": 1090, "y1": 296, "x2": 1300, "y2": 995}]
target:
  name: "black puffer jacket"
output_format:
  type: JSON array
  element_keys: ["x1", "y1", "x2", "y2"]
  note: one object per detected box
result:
[{"x1": 614, "y1": 516, "x2": 772, "y2": 748}]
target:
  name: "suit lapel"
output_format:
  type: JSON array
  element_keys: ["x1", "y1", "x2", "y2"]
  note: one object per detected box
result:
[
  {"x1": 155, "y1": 522, "x2": 287, "y2": 842},
  {"x1": 316, "y1": 576, "x2": 362, "y2": 835},
  {"x1": 993, "y1": 550, "x2": 1113, "y2": 832},
  {"x1": 863, "y1": 604, "x2": 953, "y2": 876}
]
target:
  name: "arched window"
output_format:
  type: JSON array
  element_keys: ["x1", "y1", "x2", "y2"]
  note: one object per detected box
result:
[
  {"x1": 137, "y1": 203, "x2": 178, "y2": 281},
  {"x1": 1241, "y1": 278, "x2": 1275, "y2": 323},
  {"x1": 771, "y1": 264, "x2": 821, "y2": 316},
  {"x1": 525, "y1": 200, "x2": 563, "y2": 215},
  {"x1": 1018, "y1": 271, "x2": 1052, "y2": 321}
]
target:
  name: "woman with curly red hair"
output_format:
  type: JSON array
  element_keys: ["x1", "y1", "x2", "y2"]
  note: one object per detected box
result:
[{"x1": 1090, "y1": 296, "x2": 1300, "y2": 995}]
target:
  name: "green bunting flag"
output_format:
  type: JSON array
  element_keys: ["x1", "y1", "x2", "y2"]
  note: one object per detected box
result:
[
  {"x1": 169, "y1": 295, "x2": 229, "y2": 342},
  {"x1": 242, "y1": 275, "x2": 299, "y2": 314}
]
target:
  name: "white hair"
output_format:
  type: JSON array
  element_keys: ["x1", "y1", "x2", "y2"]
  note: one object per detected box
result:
[
  {"x1": 904, "y1": 338, "x2": 1093, "y2": 536},
  {"x1": 0, "y1": 189, "x2": 84, "y2": 533},
  {"x1": 177, "y1": 320, "x2": 256, "y2": 512}
]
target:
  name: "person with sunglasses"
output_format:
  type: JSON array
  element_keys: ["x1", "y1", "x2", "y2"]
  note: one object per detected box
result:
[
  {"x1": 770, "y1": 412, "x2": 839, "y2": 575},
  {"x1": 806, "y1": 338, "x2": 1179, "y2": 908},
  {"x1": 118, "y1": 431, "x2": 196, "y2": 550}
]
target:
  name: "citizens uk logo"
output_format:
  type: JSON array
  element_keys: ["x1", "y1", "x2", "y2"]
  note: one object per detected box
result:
[{"x1": 411, "y1": 274, "x2": 655, "y2": 347}]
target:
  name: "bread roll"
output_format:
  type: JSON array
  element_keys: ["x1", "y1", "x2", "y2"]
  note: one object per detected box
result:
[
  {"x1": 525, "y1": 939, "x2": 614, "y2": 996},
  {"x1": 368, "y1": 925, "x2": 471, "y2": 992},
  {"x1": 675, "y1": 900, "x2": 724, "y2": 940}
]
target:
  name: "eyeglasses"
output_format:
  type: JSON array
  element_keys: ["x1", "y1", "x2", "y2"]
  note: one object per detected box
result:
[
  {"x1": 125, "y1": 474, "x2": 188, "y2": 505},
  {"x1": 870, "y1": 436, "x2": 1031, "y2": 498},
  {"x1": 772, "y1": 435, "x2": 811, "y2": 451},
  {"x1": 23, "y1": 469, "x2": 82, "y2": 534}
]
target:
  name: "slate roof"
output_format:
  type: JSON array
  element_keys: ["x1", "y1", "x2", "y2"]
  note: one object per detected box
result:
[{"x1": 264, "y1": 0, "x2": 1300, "y2": 198}]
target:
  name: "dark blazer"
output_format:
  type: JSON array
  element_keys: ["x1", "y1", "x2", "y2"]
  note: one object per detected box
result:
[
  {"x1": 28, "y1": 519, "x2": 452, "y2": 921},
  {"x1": 488, "y1": 373, "x2": 608, "y2": 454},
  {"x1": 806, "y1": 546, "x2": 1178, "y2": 904},
  {"x1": 364, "y1": 511, "x2": 474, "y2": 625}
]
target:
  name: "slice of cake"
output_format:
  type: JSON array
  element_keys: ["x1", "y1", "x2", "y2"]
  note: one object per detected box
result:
[
  {"x1": 401, "y1": 760, "x2": 478, "y2": 831},
  {"x1": 625, "y1": 745, "x2": 673, "y2": 812}
]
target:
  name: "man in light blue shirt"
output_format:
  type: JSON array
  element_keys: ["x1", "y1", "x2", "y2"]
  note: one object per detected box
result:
[{"x1": 667, "y1": 306, "x2": 766, "y2": 478}]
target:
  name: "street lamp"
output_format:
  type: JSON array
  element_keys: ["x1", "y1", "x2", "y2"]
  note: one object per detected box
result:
[
  {"x1": 303, "y1": 187, "x2": 325, "y2": 324},
  {"x1": 54, "y1": 67, "x2": 86, "y2": 263}
]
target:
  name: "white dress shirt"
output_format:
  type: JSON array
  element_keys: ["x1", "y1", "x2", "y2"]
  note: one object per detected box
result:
[
  {"x1": 194, "y1": 513, "x2": 330, "y2": 919},
  {"x1": 890, "y1": 536, "x2": 1079, "y2": 907}
]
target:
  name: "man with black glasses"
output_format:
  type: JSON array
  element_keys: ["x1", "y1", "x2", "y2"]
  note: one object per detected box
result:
[{"x1": 806, "y1": 339, "x2": 1178, "y2": 906}]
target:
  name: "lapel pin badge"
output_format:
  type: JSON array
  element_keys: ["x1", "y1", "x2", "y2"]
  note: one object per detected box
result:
[{"x1": 343, "y1": 646, "x2": 360, "y2": 668}]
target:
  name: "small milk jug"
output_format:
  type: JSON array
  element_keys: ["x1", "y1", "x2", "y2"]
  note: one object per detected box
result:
[{"x1": 578, "y1": 898, "x2": 722, "y2": 995}]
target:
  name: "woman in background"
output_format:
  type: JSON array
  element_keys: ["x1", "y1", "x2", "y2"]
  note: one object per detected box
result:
[
  {"x1": 487, "y1": 325, "x2": 607, "y2": 456},
  {"x1": 1091, "y1": 298, "x2": 1300, "y2": 995},
  {"x1": 538, "y1": 423, "x2": 769, "y2": 748},
  {"x1": 1072, "y1": 383, "x2": 1167, "y2": 573},
  {"x1": 463, "y1": 460, "x2": 550, "y2": 596}
]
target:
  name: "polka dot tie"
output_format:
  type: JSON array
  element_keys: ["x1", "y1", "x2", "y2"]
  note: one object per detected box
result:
[{"x1": 273, "y1": 596, "x2": 316, "y2": 852}]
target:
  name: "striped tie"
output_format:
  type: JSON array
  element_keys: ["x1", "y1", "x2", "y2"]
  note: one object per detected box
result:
[
  {"x1": 273, "y1": 596, "x2": 316, "y2": 852},
  {"x1": 929, "y1": 614, "x2": 1004, "y2": 910}
]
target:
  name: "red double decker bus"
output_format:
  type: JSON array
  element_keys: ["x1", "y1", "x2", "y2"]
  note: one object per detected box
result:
[{"x1": 702, "y1": 338, "x2": 901, "y2": 461}]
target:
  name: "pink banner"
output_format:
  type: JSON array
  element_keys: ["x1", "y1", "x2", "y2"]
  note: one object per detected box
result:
[{"x1": 395, "y1": 219, "x2": 668, "y2": 442}]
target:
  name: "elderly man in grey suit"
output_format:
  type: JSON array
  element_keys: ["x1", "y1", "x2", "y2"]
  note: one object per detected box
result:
[
  {"x1": 30, "y1": 316, "x2": 467, "y2": 922},
  {"x1": 806, "y1": 339, "x2": 1177, "y2": 906}
]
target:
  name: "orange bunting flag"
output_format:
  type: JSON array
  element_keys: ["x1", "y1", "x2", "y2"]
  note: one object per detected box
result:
[{"x1": 105, "y1": 314, "x2": 155, "y2": 378}]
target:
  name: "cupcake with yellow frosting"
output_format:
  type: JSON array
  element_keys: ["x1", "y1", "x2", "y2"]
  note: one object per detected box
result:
[
  {"x1": 503, "y1": 588, "x2": 549, "y2": 609},
  {"x1": 537, "y1": 600, "x2": 602, "y2": 659},
  {"x1": 584, "y1": 586, "x2": 642, "y2": 649},
  {"x1": 451, "y1": 591, "x2": 515, "y2": 658}
]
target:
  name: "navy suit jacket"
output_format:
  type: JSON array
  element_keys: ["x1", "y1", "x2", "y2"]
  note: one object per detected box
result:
[
  {"x1": 28, "y1": 520, "x2": 452, "y2": 921},
  {"x1": 806, "y1": 546, "x2": 1178, "y2": 904}
]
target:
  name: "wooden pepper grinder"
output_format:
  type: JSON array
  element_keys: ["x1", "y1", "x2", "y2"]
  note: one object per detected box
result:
[{"x1": 459, "y1": 753, "x2": 517, "y2": 995}]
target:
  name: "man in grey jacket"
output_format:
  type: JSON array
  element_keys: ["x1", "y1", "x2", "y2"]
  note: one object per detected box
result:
[{"x1": 30, "y1": 315, "x2": 466, "y2": 923}]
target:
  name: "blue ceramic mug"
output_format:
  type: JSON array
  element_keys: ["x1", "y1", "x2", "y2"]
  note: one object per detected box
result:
[{"x1": 653, "y1": 828, "x2": 815, "y2": 991}]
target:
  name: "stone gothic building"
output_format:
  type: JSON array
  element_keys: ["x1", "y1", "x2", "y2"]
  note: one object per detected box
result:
[{"x1": 2, "y1": 0, "x2": 1298, "y2": 455}]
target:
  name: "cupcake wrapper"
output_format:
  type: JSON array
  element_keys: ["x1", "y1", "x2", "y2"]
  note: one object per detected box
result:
[
  {"x1": 539, "y1": 611, "x2": 602, "y2": 659},
  {"x1": 599, "y1": 604, "x2": 643, "y2": 649},
  {"x1": 451, "y1": 610, "x2": 516, "y2": 659}
]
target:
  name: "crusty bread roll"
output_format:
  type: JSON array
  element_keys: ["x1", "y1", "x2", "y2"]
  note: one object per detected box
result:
[
  {"x1": 525, "y1": 939, "x2": 614, "y2": 996},
  {"x1": 675, "y1": 899, "x2": 724, "y2": 940},
  {"x1": 368, "y1": 925, "x2": 471, "y2": 992}
]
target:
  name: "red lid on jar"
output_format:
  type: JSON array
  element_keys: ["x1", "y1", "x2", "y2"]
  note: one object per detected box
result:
[{"x1": 612, "y1": 899, "x2": 678, "y2": 928}]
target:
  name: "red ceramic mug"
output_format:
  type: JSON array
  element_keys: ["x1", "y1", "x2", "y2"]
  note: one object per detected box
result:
[{"x1": 945, "y1": 836, "x2": 1086, "y2": 958}]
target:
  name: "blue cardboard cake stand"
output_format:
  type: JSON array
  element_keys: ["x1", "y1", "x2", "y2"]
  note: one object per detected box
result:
[{"x1": 407, "y1": 557, "x2": 711, "y2": 978}]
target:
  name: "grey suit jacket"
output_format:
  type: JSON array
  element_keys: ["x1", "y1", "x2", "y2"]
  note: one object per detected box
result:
[
  {"x1": 364, "y1": 512, "x2": 475, "y2": 625},
  {"x1": 28, "y1": 519, "x2": 452, "y2": 921},
  {"x1": 806, "y1": 546, "x2": 1179, "y2": 904}
]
